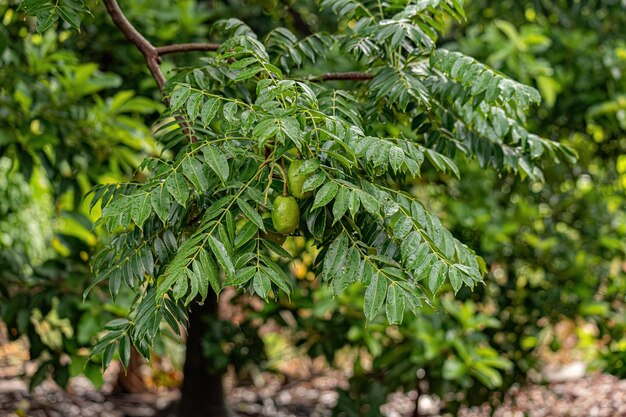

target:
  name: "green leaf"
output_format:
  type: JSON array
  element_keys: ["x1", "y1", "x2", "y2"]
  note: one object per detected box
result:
[
  {"x1": 203, "y1": 146, "x2": 230, "y2": 184},
  {"x1": 393, "y1": 216, "x2": 413, "y2": 240},
  {"x1": 237, "y1": 200, "x2": 266, "y2": 232},
  {"x1": 323, "y1": 233, "x2": 348, "y2": 281},
  {"x1": 83, "y1": 266, "x2": 115, "y2": 300},
  {"x1": 246, "y1": 187, "x2": 271, "y2": 208},
  {"x1": 109, "y1": 272, "x2": 121, "y2": 300},
  {"x1": 199, "y1": 249, "x2": 220, "y2": 298},
  {"x1": 172, "y1": 271, "x2": 189, "y2": 300},
  {"x1": 261, "y1": 238, "x2": 293, "y2": 259},
  {"x1": 230, "y1": 57, "x2": 259, "y2": 69},
  {"x1": 262, "y1": 265, "x2": 291, "y2": 295},
  {"x1": 154, "y1": 237, "x2": 168, "y2": 263},
  {"x1": 119, "y1": 335, "x2": 131, "y2": 370},
  {"x1": 389, "y1": 146, "x2": 405, "y2": 173},
  {"x1": 208, "y1": 236, "x2": 235, "y2": 279},
  {"x1": 486, "y1": 76, "x2": 501, "y2": 102},
  {"x1": 223, "y1": 102, "x2": 238, "y2": 124},
  {"x1": 332, "y1": 187, "x2": 349, "y2": 224},
  {"x1": 280, "y1": 118, "x2": 305, "y2": 149},
  {"x1": 406, "y1": 241, "x2": 429, "y2": 270},
  {"x1": 151, "y1": 185, "x2": 171, "y2": 223},
  {"x1": 131, "y1": 257, "x2": 151, "y2": 287},
  {"x1": 449, "y1": 266, "x2": 463, "y2": 294},
  {"x1": 236, "y1": 66, "x2": 263, "y2": 81},
  {"x1": 253, "y1": 271, "x2": 272, "y2": 299},
  {"x1": 253, "y1": 118, "x2": 279, "y2": 146},
  {"x1": 200, "y1": 98, "x2": 220, "y2": 126},
  {"x1": 364, "y1": 272, "x2": 386, "y2": 322},
  {"x1": 358, "y1": 190, "x2": 380, "y2": 215},
  {"x1": 170, "y1": 84, "x2": 192, "y2": 110},
  {"x1": 348, "y1": 189, "x2": 360, "y2": 218},
  {"x1": 397, "y1": 282, "x2": 424, "y2": 312},
  {"x1": 187, "y1": 263, "x2": 201, "y2": 304},
  {"x1": 229, "y1": 266, "x2": 256, "y2": 286},
  {"x1": 19, "y1": 0, "x2": 53, "y2": 15},
  {"x1": 241, "y1": 110, "x2": 257, "y2": 133},
  {"x1": 157, "y1": 268, "x2": 185, "y2": 299},
  {"x1": 104, "y1": 318, "x2": 129, "y2": 330},
  {"x1": 296, "y1": 159, "x2": 320, "y2": 175},
  {"x1": 302, "y1": 171, "x2": 326, "y2": 192},
  {"x1": 186, "y1": 92, "x2": 203, "y2": 120},
  {"x1": 202, "y1": 196, "x2": 230, "y2": 222},
  {"x1": 103, "y1": 343, "x2": 116, "y2": 369},
  {"x1": 312, "y1": 181, "x2": 338, "y2": 210},
  {"x1": 182, "y1": 156, "x2": 209, "y2": 192},
  {"x1": 131, "y1": 193, "x2": 151, "y2": 227},
  {"x1": 58, "y1": 4, "x2": 81, "y2": 30},
  {"x1": 385, "y1": 284, "x2": 405, "y2": 324},
  {"x1": 166, "y1": 172, "x2": 190, "y2": 206},
  {"x1": 30, "y1": 361, "x2": 50, "y2": 391},
  {"x1": 427, "y1": 261, "x2": 446, "y2": 295},
  {"x1": 234, "y1": 221, "x2": 258, "y2": 249},
  {"x1": 333, "y1": 246, "x2": 360, "y2": 295},
  {"x1": 442, "y1": 358, "x2": 467, "y2": 381},
  {"x1": 36, "y1": 11, "x2": 59, "y2": 33}
]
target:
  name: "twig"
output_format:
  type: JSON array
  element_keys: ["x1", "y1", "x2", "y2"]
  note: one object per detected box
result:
[
  {"x1": 157, "y1": 43, "x2": 220, "y2": 55},
  {"x1": 309, "y1": 71, "x2": 374, "y2": 82},
  {"x1": 279, "y1": 158, "x2": 288, "y2": 196}
]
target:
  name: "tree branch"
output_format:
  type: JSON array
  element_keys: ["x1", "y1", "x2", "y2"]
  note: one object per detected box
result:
[
  {"x1": 103, "y1": 0, "x2": 372, "y2": 88},
  {"x1": 309, "y1": 71, "x2": 374, "y2": 82},
  {"x1": 102, "y1": 0, "x2": 198, "y2": 141},
  {"x1": 157, "y1": 43, "x2": 220, "y2": 55},
  {"x1": 103, "y1": 0, "x2": 166, "y2": 90}
]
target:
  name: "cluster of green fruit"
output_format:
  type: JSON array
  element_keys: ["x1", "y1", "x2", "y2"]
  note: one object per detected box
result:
[
  {"x1": 236, "y1": 160, "x2": 312, "y2": 246},
  {"x1": 270, "y1": 159, "x2": 310, "y2": 236}
]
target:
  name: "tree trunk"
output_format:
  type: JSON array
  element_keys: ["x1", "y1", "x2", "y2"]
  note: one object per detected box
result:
[
  {"x1": 116, "y1": 347, "x2": 148, "y2": 393},
  {"x1": 178, "y1": 297, "x2": 230, "y2": 417}
]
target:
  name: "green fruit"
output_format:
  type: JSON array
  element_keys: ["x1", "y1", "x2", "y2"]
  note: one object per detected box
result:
[
  {"x1": 272, "y1": 196, "x2": 300, "y2": 234},
  {"x1": 287, "y1": 159, "x2": 312, "y2": 199},
  {"x1": 259, "y1": 212, "x2": 285, "y2": 244}
]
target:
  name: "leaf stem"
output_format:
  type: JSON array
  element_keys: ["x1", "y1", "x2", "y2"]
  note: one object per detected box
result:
[{"x1": 274, "y1": 160, "x2": 289, "y2": 196}]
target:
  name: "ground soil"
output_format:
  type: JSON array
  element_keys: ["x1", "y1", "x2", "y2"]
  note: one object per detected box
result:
[{"x1": 3, "y1": 324, "x2": 626, "y2": 417}]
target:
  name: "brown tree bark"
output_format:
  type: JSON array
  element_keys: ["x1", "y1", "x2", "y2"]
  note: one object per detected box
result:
[
  {"x1": 177, "y1": 297, "x2": 230, "y2": 417},
  {"x1": 115, "y1": 347, "x2": 148, "y2": 393}
]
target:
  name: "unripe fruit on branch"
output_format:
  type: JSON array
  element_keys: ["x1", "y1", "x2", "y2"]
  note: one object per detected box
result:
[
  {"x1": 271, "y1": 196, "x2": 300, "y2": 235},
  {"x1": 287, "y1": 159, "x2": 312, "y2": 199}
]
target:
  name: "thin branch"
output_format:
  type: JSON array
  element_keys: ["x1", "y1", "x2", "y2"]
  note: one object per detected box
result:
[
  {"x1": 103, "y1": 0, "x2": 371, "y2": 88},
  {"x1": 103, "y1": 0, "x2": 198, "y2": 142},
  {"x1": 309, "y1": 71, "x2": 374, "y2": 82},
  {"x1": 157, "y1": 43, "x2": 220, "y2": 55},
  {"x1": 103, "y1": 0, "x2": 165, "y2": 90}
]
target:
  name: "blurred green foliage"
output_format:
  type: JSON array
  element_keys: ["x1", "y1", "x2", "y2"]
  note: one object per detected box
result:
[
  {"x1": 0, "y1": 157, "x2": 51, "y2": 275},
  {"x1": 445, "y1": 0, "x2": 626, "y2": 382}
]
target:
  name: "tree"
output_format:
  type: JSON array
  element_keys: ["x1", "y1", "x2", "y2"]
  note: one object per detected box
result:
[{"x1": 3, "y1": 0, "x2": 574, "y2": 415}]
